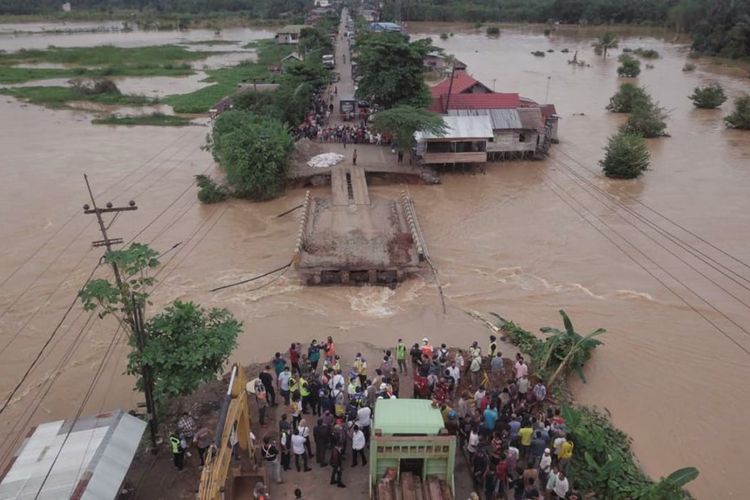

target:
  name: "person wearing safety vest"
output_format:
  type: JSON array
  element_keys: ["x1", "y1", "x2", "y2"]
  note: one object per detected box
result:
[
  {"x1": 488, "y1": 335, "x2": 497, "y2": 359},
  {"x1": 353, "y1": 353, "x2": 367, "y2": 386},
  {"x1": 299, "y1": 376, "x2": 311, "y2": 414},
  {"x1": 169, "y1": 433, "x2": 184, "y2": 471},
  {"x1": 395, "y1": 338, "x2": 408, "y2": 374}
]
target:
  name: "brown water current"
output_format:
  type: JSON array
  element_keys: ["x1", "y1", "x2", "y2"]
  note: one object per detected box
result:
[{"x1": 1, "y1": 23, "x2": 750, "y2": 498}]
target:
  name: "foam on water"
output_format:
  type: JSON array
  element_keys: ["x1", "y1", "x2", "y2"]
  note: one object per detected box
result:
[{"x1": 348, "y1": 286, "x2": 396, "y2": 318}]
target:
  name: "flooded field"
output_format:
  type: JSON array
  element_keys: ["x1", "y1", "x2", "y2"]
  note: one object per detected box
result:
[{"x1": 1, "y1": 22, "x2": 750, "y2": 498}]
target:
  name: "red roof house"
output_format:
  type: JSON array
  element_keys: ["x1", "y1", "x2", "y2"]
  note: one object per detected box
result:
[
  {"x1": 429, "y1": 92, "x2": 520, "y2": 113},
  {"x1": 430, "y1": 70, "x2": 492, "y2": 99}
]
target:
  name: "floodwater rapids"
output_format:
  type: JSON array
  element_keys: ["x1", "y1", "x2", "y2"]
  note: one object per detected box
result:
[{"x1": 1, "y1": 23, "x2": 749, "y2": 498}]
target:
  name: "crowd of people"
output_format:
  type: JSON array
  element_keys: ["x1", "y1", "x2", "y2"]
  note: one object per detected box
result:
[
  {"x1": 314, "y1": 124, "x2": 388, "y2": 146},
  {"x1": 168, "y1": 334, "x2": 580, "y2": 499}
]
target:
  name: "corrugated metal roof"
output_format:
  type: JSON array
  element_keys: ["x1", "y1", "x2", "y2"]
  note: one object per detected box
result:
[
  {"x1": 448, "y1": 108, "x2": 523, "y2": 130},
  {"x1": 278, "y1": 25, "x2": 309, "y2": 35},
  {"x1": 0, "y1": 410, "x2": 146, "y2": 500},
  {"x1": 373, "y1": 399, "x2": 445, "y2": 435},
  {"x1": 415, "y1": 115, "x2": 493, "y2": 141},
  {"x1": 517, "y1": 107, "x2": 543, "y2": 130}
]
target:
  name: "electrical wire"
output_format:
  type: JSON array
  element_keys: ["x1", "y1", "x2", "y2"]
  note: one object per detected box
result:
[{"x1": 209, "y1": 262, "x2": 293, "y2": 292}]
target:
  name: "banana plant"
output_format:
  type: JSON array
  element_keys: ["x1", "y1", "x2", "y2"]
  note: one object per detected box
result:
[{"x1": 540, "y1": 310, "x2": 607, "y2": 388}]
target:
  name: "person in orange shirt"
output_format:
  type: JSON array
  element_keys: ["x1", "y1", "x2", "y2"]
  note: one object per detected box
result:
[
  {"x1": 420, "y1": 337, "x2": 433, "y2": 358},
  {"x1": 324, "y1": 336, "x2": 336, "y2": 363}
]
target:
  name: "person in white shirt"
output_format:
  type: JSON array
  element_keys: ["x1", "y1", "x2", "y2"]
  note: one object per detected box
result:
[
  {"x1": 278, "y1": 367, "x2": 292, "y2": 405},
  {"x1": 356, "y1": 405, "x2": 372, "y2": 445},
  {"x1": 291, "y1": 429, "x2": 311, "y2": 472},
  {"x1": 552, "y1": 471, "x2": 569, "y2": 498},
  {"x1": 447, "y1": 361, "x2": 460, "y2": 395},
  {"x1": 467, "y1": 427, "x2": 479, "y2": 455},
  {"x1": 350, "y1": 425, "x2": 367, "y2": 466},
  {"x1": 514, "y1": 358, "x2": 528, "y2": 380},
  {"x1": 539, "y1": 448, "x2": 553, "y2": 487}
]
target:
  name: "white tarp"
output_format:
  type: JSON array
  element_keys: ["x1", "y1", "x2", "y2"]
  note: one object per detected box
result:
[{"x1": 307, "y1": 152, "x2": 345, "y2": 168}]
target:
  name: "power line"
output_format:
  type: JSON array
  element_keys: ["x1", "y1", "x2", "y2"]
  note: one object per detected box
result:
[
  {"x1": 209, "y1": 262, "x2": 293, "y2": 292},
  {"x1": 556, "y1": 148, "x2": 750, "y2": 274},
  {"x1": 536, "y1": 166, "x2": 750, "y2": 357}
]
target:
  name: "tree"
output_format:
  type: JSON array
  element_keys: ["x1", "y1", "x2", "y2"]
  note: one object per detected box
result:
[
  {"x1": 371, "y1": 105, "x2": 446, "y2": 152},
  {"x1": 355, "y1": 32, "x2": 433, "y2": 108},
  {"x1": 606, "y1": 83, "x2": 651, "y2": 113},
  {"x1": 127, "y1": 300, "x2": 241, "y2": 404},
  {"x1": 689, "y1": 83, "x2": 728, "y2": 109},
  {"x1": 209, "y1": 110, "x2": 294, "y2": 200},
  {"x1": 623, "y1": 102, "x2": 668, "y2": 138},
  {"x1": 195, "y1": 174, "x2": 228, "y2": 203},
  {"x1": 593, "y1": 31, "x2": 619, "y2": 58},
  {"x1": 617, "y1": 54, "x2": 641, "y2": 77},
  {"x1": 725, "y1": 95, "x2": 750, "y2": 129},
  {"x1": 539, "y1": 310, "x2": 607, "y2": 388},
  {"x1": 600, "y1": 131, "x2": 650, "y2": 179}
]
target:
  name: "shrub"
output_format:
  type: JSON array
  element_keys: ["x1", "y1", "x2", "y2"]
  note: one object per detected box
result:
[
  {"x1": 440, "y1": 33, "x2": 448, "y2": 40},
  {"x1": 486, "y1": 26, "x2": 500, "y2": 36},
  {"x1": 71, "y1": 78, "x2": 121, "y2": 96},
  {"x1": 689, "y1": 83, "x2": 728, "y2": 109},
  {"x1": 607, "y1": 83, "x2": 651, "y2": 113},
  {"x1": 682, "y1": 63, "x2": 696, "y2": 72},
  {"x1": 195, "y1": 174, "x2": 229, "y2": 203},
  {"x1": 622, "y1": 103, "x2": 668, "y2": 138},
  {"x1": 531, "y1": 50, "x2": 545, "y2": 57},
  {"x1": 725, "y1": 95, "x2": 750, "y2": 129},
  {"x1": 617, "y1": 54, "x2": 641, "y2": 77},
  {"x1": 600, "y1": 132, "x2": 650, "y2": 179},
  {"x1": 633, "y1": 48, "x2": 659, "y2": 59}
]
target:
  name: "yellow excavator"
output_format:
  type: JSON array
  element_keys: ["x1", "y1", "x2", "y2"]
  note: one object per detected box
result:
[{"x1": 198, "y1": 364, "x2": 267, "y2": 500}]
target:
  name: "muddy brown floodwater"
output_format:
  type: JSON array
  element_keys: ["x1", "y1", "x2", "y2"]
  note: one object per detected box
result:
[{"x1": 1, "y1": 23, "x2": 750, "y2": 498}]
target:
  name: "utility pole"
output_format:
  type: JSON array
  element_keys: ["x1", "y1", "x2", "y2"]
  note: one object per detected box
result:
[
  {"x1": 544, "y1": 75, "x2": 552, "y2": 104},
  {"x1": 82, "y1": 174, "x2": 158, "y2": 450}
]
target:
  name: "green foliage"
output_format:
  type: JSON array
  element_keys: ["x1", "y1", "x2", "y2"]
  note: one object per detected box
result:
[
  {"x1": 600, "y1": 131, "x2": 650, "y2": 179},
  {"x1": 127, "y1": 300, "x2": 241, "y2": 404},
  {"x1": 682, "y1": 62, "x2": 696, "y2": 71},
  {"x1": 0, "y1": 84, "x2": 154, "y2": 108},
  {"x1": 617, "y1": 54, "x2": 641, "y2": 77},
  {"x1": 209, "y1": 110, "x2": 293, "y2": 200},
  {"x1": 92, "y1": 112, "x2": 190, "y2": 126},
  {"x1": 195, "y1": 174, "x2": 229, "y2": 203},
  {"x1": 486, "y1": 26, "x2": 500, "y2": 36},
  {"x1": 594, "y1": 31, "x2": 619, "y2": 58},
  {"x1": 355, "y1": 32, "x2": 433, "y2": 108},
  {"x1": 79, "y1": 243, "x2": 159, "y2": 319},
  {"x1": 372, "y1": 105, "x2": 446, "y2": 152},
  {"x1": 686, "y1": 0, "x2": 750, "y2": 59},
  {"x1": 689, "y1": 83, "x2": 728, "y2": 109},
  {"x1": 632, "y1": 47, "x2": 660, "y2": 59},
  {"x1": 623, "y1": 102, "x2": 668, "y2": 137},
  {"x1": 607, "y1": 83, "x2": 651, "y2": 113},
  {"x1": 725, "y1": 95, "x2": 750, "y2": 129},
  {"x1": 299, "y1": 26, "x2": 333, "y2": 57},
  {"x1": 531, "y1": 50, "x2": 545, "y2": 57}
]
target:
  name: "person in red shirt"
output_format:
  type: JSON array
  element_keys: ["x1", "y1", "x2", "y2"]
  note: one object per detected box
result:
[
  {"x1": 420, "y1": 337, "x2": 433, "y2": 358},
  {"x1": 289, "y1": 343, "x2": 300, "y2": 375},
  {"x1": 324, "y1": 336, "x2": 336, "y2": 363},
  {"x1": 495, "y1": 456, "x2": 509, "y2": 497}
]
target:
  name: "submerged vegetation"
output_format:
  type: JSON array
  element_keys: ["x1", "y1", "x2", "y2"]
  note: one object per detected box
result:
[
  {"x1": 195, "y1": 174, "x2": 229, "y2": 204},
  {"x1": 617, "y1": 54, "x2": 642, "y2": 77},
  {"x1": 92, "y1": 112, "x2": 192, "y2": 126},
  {"x1": 607, "y1": 83, "x2": 651, "y2": 113},
  {"x1": 725, "y1": 95, "x2": 750, "y2": 130},
  {"x1": 623, "y1": 102, "x2": 668, "y2": 138},
  {"x1": 600, "y1": 131, "x2": 651, "y2": 179},
  {"x1": 689, "y1": 83, "x2": 728, "y2": 109},
  {"x1": 0, "y1": 79, "x2": 154, "y2": 108}
]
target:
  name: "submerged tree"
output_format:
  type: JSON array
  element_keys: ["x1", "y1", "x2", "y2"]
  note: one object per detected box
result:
[
  {"x1": 195, "y1": 174, "x2": 228, "y2": 204},
  {"x1": 607, "y1": 83, "x2": 651, "y2": 113},
  {"x1": 593, "y1": 31, "x2": 619, "y2": 58},
  {"x1": 623, "y1": 102, "x2": 668, "y2": 138},
  {"x1": 689, "y1": 83, "x2": 728, "y2": 109},
  {"x1": 371, "y1": 105, "x2": 446, "y2": 153},
  {"x1": 600, "y1": 131, "x2": 650, "y2": 179},
  {"x1": 725, "y1": 95, "x2": 750, "y2": 129},
  {"x1": 617, "y1": 54, "x2": 641, "y2": 77}
]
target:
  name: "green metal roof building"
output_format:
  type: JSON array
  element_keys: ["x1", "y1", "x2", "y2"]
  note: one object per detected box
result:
[{"x1": 369, "y1": 399, "x2": 456, "y2": 497}]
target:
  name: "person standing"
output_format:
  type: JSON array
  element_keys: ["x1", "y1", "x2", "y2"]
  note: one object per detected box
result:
[
  {"x1": 259, "y1": 366, "x2": 276, "y2": 407},
  {"x1": 289, "y1": 343, "x2": 301, "y2": 374},
  {"x1": 395, "y1": 338, "x2": 407, "y2": 374},
  {"x1": 298, "y1": 417, "x2": 313, "y2": 458},
  {"x1": 389, "y1": 368, "x2": 400, "y2": 397},
  {"x1": 292, "y1": 429, "x2": 312, "y2": 472},
  {"x1": 469, "y1": 355, "x2": 482, "y2": 388},
  {"x1": 251, "y1": 378, "x2": 269, "y2": 426},
  {"x1": 353, "y1": 353, "x2": 367, "y2": 386},
  {"x1": 488, "y1": 335, "x2": 497, "y2": 358},
  {"x1": 308, "y1": 340, "x2": 321, "y2": 372},
  {"x1": 356, "y1": 404, "x2": 372, "y2": 446},
  {"x1": 177, "y1": 412, "x2": 196, "y2": 444},
  {"x1": 351, "y1": 424, "x2": 367, "y2": 467},
  {"x1": 261, "y1": 435, "x2": 283, "y2": 484},
  {"x1": 194, "y1": 425, "x2": 211, "y2": 467},
  {"x1": 278, "y1": 366, "x2": 292, "y2": 405},
  {"x1": 272, "y1": 353, "x2": 286, "y2": 389},
  {"x1": 324, "y1": 336, "x2": 336, "y2": 364},
  {"x1": 279, "y1": 425, "x2": 291, "y2": 471},
  {"x1": 352, "y1": 148, "x2": 357, "y2": 165},
  {"x1": 329, "y1": 445, "x2": 346, "y2": 488},
  {"x1": 313, "y1": 418, "x2": 331, "y2": 466},
  {"x1": 169, "y1": 433, "x2": 184, "y2": 471},
  {"x1": 552, "y1": 470, "x2": 570, "y2": 499}
]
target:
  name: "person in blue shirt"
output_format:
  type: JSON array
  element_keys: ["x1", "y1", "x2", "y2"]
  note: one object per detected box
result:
[{"x1": 483, "y1": 404, "x2": 499, "y2": 433}]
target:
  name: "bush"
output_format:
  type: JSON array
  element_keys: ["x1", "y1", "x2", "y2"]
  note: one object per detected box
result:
[
  {"x1": 440, "y1": 33, "x2": 449, "y2": 40},
  {"x1": 617, "y1": 54, "x2": 641, "y2": 77},
  {"x1": 71, "y1": 78, "x2": 121, "y2": 96},
  {"x1": 607, "y1": 83, "x2": 651, "y2": 113},
  {"x1": 486, "y1": 26, "x2": 500, "y2": 36},
  {"x1": 195, "y1": 174, "x2": 229, "y2": 203},
  {"x1": 689, "y1": 83, "x2": 727, "y2": 109},
  {"x1": 209, "y1": 110, "x2": 294, "y2": 200},
  {"x1": 633, "y1": 48, "x2": 660, "y2": 59},
  {"x1": 725, "y1": 95, "x2": 750, "y2": 129},
  {"x1": 531, "y1": 50, "x2": 545, "y2": 57},
  {"x1": 600, "y1": 131, "x2": 650, "y2": 179},
  {"x1": 682, "y1": 63, "x2": 696, "y2": 72},
  {"x1": 623, "y1": 103, "x2": 667, "y2": 138}
]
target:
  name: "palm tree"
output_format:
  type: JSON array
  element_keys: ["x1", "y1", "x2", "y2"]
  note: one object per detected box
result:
[
  {"x1": 540, "y1": 310, "x2": 607, "y2": 388},
  {"x1": 594, "y1": 32, "x2": 619, "y2": 59}
]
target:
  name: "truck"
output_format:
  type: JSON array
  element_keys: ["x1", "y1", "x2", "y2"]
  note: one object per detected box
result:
[{"x1": 369, "y1": 399, "x2": 456, "y2": 500}]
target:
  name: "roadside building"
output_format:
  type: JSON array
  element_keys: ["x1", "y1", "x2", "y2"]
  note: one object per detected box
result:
[
  {"x1": 415, "y1": 115, "x2": 493, "y2": 165},
  {"x1": 368, "y1": 22, "x2": 403, "y2": 33},
  {"x1": 276, "y1": 25, "x2": 310, "y2": 45},
  {"x1": 424, "y1": 51, "x2": 447, "y2": 72}
]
